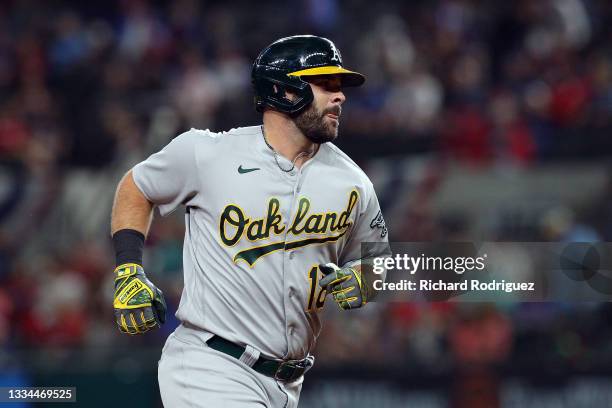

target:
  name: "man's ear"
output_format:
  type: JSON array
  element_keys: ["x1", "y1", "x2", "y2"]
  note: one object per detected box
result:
[
  {"x1": 271, "y1": 84, "x2": 297, "y2": 101},
  {"x1": 281, "y1": 86, "x2": 299, "y2": 102}
]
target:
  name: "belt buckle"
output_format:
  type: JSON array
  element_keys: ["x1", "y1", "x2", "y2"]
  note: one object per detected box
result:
[{"x1": 274, "y1": 356, "x2": 314, "y2": 382}]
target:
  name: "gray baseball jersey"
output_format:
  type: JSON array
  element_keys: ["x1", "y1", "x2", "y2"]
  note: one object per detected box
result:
[{"x1": 132, "y1": 125, "x2": 389, "y2": 359}]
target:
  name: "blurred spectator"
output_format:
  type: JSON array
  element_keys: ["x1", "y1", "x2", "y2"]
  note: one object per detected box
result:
[
  {"x1": 171, "y1": 48, "x2": 222, "y2": 129},
  {"x1": 450, "y1": 305, "x2": 512, "y2": 366},
  {"x1": 541, "y1": 206, "x2": 601, "y2": 242}
]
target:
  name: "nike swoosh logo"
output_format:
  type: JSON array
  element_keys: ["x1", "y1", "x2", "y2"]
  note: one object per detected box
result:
[{"x1": 238, "y1": 165, "x2": 260, "y2": 174}]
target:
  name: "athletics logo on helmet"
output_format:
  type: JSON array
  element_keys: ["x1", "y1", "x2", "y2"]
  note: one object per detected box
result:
[{"x1": 251, "y1": 35, "x2": 365, "y2": 115}]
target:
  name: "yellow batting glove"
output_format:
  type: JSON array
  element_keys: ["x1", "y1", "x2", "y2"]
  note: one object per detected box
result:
[
  {"x1": 113, "y1": 263, "x2": 167, "y2": 335},
  {"x1": 318, "y1": 263, "x2": 367, "y2": 310}
]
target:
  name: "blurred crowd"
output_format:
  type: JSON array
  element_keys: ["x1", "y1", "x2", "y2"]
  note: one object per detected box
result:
[
  {"x1": 2, "y1": 0, "x2": 612, "y2": 169},
  {"x1": 1, "y1": 0, "x2": 612, "y2": 386}
]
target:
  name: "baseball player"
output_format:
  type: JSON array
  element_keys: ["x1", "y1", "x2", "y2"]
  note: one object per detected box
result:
[{"x1": 110, "y1": 35, "x2": 390, "y2": 407}]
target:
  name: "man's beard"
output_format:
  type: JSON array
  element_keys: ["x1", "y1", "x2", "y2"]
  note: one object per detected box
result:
[{"x1": 294, "y1": 104, "x2": 340, "y2": 144}]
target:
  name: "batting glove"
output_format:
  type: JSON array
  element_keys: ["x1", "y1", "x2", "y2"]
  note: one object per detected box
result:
[
  {"x1": 318, "y1": 263, "x2": 367, "y2": 310},
  {"x1": 113, "y1": 263, "x2": 167, "y2": 334}
]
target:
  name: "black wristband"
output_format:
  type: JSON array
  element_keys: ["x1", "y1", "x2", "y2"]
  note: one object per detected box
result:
[{"x1": 112, "y1": 229, "x2": 145, "y2": 266}]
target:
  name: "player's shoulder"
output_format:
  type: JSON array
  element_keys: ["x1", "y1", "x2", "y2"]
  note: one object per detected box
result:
[
  {"x1": 166, "y1": 128, "x2": 218, "y2": 150},
  {"x1": 183, "y1": 125, "x2": 260, "y2": 144},
  {"x1": 171, "y1": 126, "x2": 261, "y2": 156},
  {"x1": 223, "y1": 125, "x2": 263, "y2": 137},
  {"x1": 171, "y1": 125, "x2": 260, "y2": 147},
  {"x1": 322, "y1": 143, "x2": 373, "y2": 187}
]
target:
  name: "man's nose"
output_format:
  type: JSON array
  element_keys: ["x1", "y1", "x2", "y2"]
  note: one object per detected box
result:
[{"x1": 332, "y1": 91, "x2": 346, "y2": 105}]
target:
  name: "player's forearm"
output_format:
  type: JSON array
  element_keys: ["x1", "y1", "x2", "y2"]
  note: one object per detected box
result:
[{"x1": 111, "y1": 170, "x2": 154, "y2": 236}]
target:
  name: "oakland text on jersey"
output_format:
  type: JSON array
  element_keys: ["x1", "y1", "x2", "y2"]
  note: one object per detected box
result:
[
  {"x1": 219, "y1": 190, "x2": 359, "y2": 266},
  {"x1": 220, "y1": 198, "x2": 285, "y2": 246},
  {"x1": 288, "y1": 190, "x2": 358, "y2": 235}
]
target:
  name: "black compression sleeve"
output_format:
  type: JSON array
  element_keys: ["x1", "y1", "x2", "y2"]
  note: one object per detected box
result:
[{"x1": 112, "y1": 229, "x2": 145, "y2": 266}]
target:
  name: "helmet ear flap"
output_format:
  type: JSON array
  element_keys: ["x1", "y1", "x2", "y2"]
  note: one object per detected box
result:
[{"x1": 253, "y1": 68, "x2": 314, "y2": 114}]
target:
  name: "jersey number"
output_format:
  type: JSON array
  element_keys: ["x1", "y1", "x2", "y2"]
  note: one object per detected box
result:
[{"x1": 307, "y1": 265, "x2": 327, "y2": 312}]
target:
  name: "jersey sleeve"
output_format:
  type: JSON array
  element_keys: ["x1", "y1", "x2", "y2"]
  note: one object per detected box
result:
[
  {"x1": 339, "y1": 182, "x2": 391, "y2": 267},
  {"x1": 132, "y1": 129, "x2": 203, "y2": 216}
]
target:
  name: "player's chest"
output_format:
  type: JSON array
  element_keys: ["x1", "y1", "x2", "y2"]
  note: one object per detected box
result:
[{"x1": 199, "y1": 162, "x2": 361, "y2": 248}]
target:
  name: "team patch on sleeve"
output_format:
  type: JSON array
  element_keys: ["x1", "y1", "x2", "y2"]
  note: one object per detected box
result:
[{"x1": 370, "y1": 210, "x2": 388, "y2": 238}]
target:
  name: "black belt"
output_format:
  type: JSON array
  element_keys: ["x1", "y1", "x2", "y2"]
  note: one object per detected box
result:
[{"x1": 206, "y1": 335, "x2": 314, "y2": 382}]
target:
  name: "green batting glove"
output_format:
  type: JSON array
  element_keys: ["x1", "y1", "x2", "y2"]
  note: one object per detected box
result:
[
  {"x1": 113, "y1": 263, "x2": 167, "y2": 335},
  {"x1": 318, "y1": 263, "x2": 367, "y2": 310}
]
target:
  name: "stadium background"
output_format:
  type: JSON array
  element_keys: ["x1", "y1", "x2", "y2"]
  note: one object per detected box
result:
[{"x1": 1, "y1": 0, "x2": 612, "y2": 406}]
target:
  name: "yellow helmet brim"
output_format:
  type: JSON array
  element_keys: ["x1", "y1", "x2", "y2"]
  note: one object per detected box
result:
[{"x1": 287, "y1": 66, "x2": 365, "y2": 87}]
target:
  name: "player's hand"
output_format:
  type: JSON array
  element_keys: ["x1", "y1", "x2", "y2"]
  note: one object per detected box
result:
[
  {"x1": 318, "y1": 263, "x2": 367, "y2": 310},
  {"x1": 113, "y1": 263, "x2": 167, "y2": 334}
]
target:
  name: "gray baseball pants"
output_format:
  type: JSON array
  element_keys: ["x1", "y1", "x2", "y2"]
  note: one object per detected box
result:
[{"x1": 158, "y1": 324, "x2": 303, "y2": 407}]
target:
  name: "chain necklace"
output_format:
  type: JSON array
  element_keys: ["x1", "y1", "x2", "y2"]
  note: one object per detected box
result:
[{"x1": 261, "y1": 125, "x2": 317, "y2": 173}]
